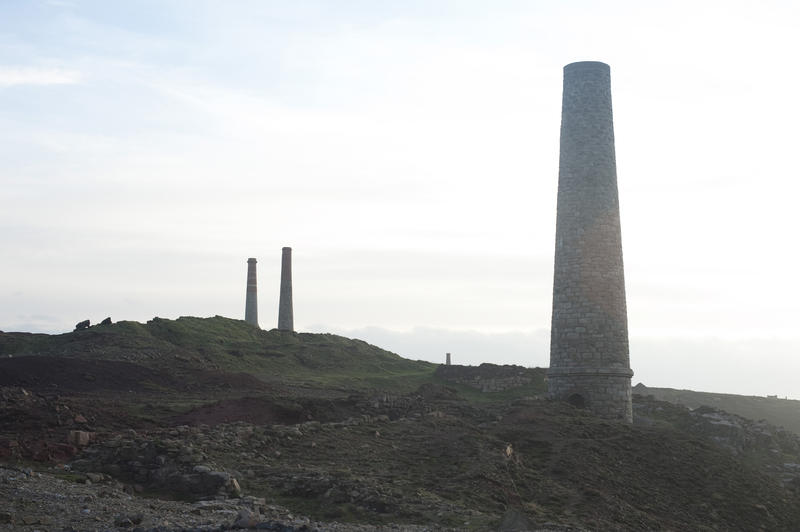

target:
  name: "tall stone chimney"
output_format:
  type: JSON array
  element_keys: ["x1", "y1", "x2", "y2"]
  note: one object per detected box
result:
[
  {"x1": 547, "y1": 61, "x2": 633, "y2": 422},
  {"x1": 278, "y1": 247, "x2": 294, "y2": 331},
  {"x1": 446, "y1": 353, "x2": 451, "y2": 366},
  {"x1": 244, "y1": 258, "x2": 259, "y2": 328}
]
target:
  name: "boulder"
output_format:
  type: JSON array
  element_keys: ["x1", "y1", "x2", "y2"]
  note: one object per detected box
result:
[
  {"x1": 232, "y1": 508, "x2": 259, "y2": 529},
  {"x1": 67, "y1": 430, "x2": 95, "y2": 447}
]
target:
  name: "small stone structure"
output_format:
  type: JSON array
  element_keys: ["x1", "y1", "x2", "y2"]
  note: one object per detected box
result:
[
  {"x1": 244, "y1": 258, "x2": 259, "y2": 328},
  {"x1": 278, "y1": 247, "x2": 294, "y2": 332},
  {"x1": 547, "y1": 61, "x2": 633, "y2": 422},
  {"x1": 435, "y1": 364, "x2": 535, "y2": 393},
  {"x1": 445, "y1": 353, "x2": 451, "y2": 366}
]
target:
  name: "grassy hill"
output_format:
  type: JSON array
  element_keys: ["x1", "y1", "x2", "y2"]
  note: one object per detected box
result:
[{"x1": 0, "y1": 315, "x2": 439, "y2": 392}]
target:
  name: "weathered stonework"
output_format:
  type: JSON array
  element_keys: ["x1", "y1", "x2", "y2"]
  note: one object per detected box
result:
[
  {"x1": 278, "y1": 247, "x2": 294, "y2": 332},
  {"x1": 548, "y1": 61, "x2": 633, "y2": 422},
  {"x1": 244, "y1": 258, "x2": 259, "y2": 328},
  {"x1": 436, "y1": 364, "x2": 536, "y2": 393}
]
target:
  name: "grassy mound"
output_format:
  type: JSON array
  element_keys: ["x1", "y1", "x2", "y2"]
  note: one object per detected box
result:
[{"x1": 0, "y1": 315, "x2": 439, "y2": 392}]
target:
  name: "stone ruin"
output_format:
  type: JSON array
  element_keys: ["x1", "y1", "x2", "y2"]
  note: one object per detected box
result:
[
  {"x1": 547, "y1": 61, "x2": 633, "y2": 422},
  {"x1": 435, "y1": 363, "x2": 537, "y2": 393}
]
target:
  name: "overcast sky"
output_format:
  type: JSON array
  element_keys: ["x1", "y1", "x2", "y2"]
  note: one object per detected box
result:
[{"x1": 2, "y1": 1, "x2": 799, "y2": 398}]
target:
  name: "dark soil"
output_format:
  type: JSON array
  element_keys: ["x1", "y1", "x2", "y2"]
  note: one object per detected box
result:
[
  {"x1": 171, "y1": 395, "x2": 362, "y2": 427},
  {"x1": 0, "y1": 355, "x2": 178, "y2": 392},
  {"x1": 0, "y1": 355, "x2": 269, "y2": 394}
]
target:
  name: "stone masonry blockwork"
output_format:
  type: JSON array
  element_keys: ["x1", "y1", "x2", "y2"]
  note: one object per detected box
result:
[{"x1": 547, "y1": 61, "x2": 633, "y2": 422}]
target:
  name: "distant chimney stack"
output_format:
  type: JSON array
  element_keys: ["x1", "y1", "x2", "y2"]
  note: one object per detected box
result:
[
  {"x1": 278, "y1": 247, "x2": 294, "y2": 331},
  {"x1": 245, "y1": 258, "x2": 259, "y2": 328},
  {"x1": 446, "y1": 353, "x2": 451, "y2": 366}
]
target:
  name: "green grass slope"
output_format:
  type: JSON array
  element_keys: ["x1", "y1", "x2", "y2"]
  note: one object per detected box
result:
[{"x1": 0, "y1": 315, "x2": 438, "y2": 392}]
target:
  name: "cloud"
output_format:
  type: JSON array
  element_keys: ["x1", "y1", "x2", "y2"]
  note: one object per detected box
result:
[
  {"x1": 2, "y1": 313, "x2": 65, "y2": 334},
  {"x1": 632, "y1": 336, "x2": 800, "y2": 400},
  {"x1": 0, "y1": 67, "x2": 81, "y2": 87}
]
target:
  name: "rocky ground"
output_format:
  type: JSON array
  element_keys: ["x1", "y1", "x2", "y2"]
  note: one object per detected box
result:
[
  {"x1": 4, "y1": 385, "x2": 800, "y2": 530},
  {"x1": 0, "y1": 464, "x2": 466, "y2": 531},
  {"x1": 3, "y1": 318, "x2": 800, "y2": 530}
]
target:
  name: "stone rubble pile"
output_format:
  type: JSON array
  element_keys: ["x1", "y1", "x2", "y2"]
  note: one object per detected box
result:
[
  {"x1": 0, "y1": 465, "x2": 454, "y2": 531},
  {"x1": 70, "y1": 426, "x2": 243, "y2": 500},
  {"x1": 434, "y1": 364, "x2": 536, "y2": 393}
]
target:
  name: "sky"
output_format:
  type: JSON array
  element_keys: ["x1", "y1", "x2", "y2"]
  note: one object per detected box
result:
[{"x1": 2, "y1": 1, "x2": 799, "y2": 398}]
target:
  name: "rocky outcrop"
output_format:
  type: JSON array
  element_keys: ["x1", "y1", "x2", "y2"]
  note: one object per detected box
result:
[
  {"x1": 634, "y1": 395, "x2": 800, "y2": 489},
  {"x1": 66, "y1": 430, "x2": 95, "y2": 447},
  {"x1": 70, "y1": 426, "x2": 242, "y2": 499},
  {"x1": 1, "y1": 465, "x2": 445, "y2": 531}
]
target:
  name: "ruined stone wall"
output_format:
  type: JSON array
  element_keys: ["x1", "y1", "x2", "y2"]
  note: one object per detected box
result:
[
  {"x1": 547, "y1": 61, "x2": 633, "y2": 422},
  {"x1": 435, "y1": 364, "x2": 535, "y2": 393}
]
